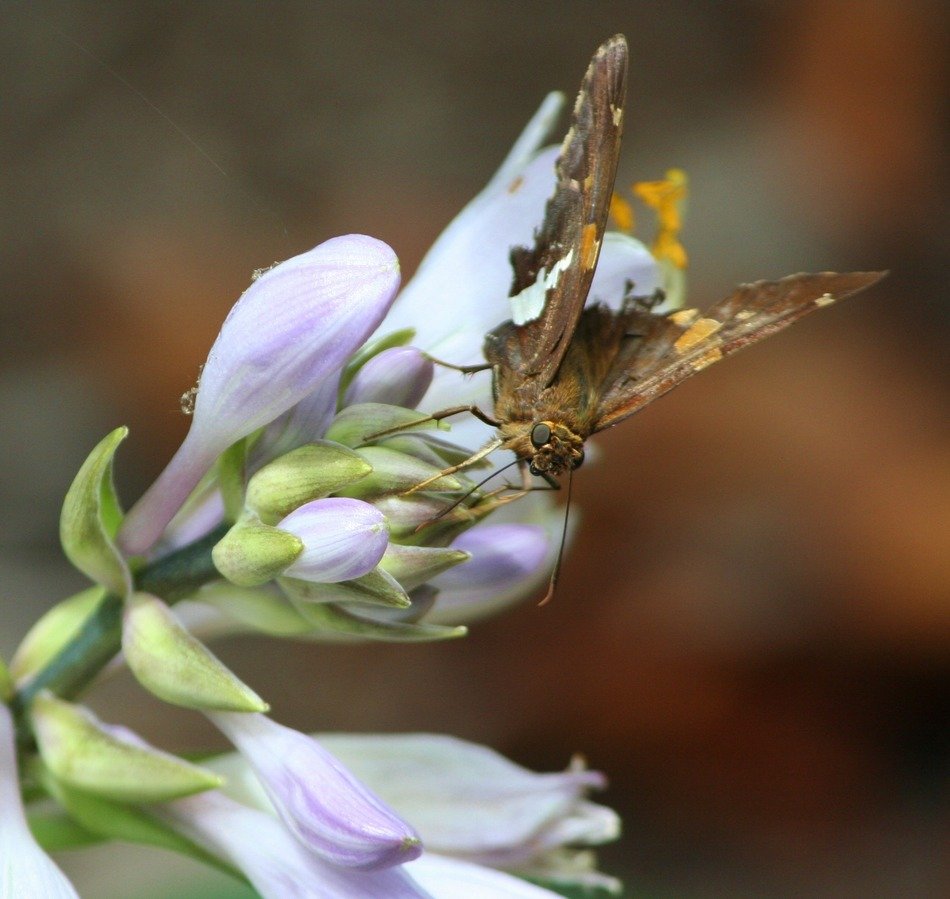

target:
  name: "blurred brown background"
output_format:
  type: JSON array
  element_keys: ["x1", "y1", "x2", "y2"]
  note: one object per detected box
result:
[{"x1": 2, "y1": 2, "x2": 947, "y2": 896}]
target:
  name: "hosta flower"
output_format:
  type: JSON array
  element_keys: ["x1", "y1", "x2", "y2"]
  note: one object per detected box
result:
[
  {"x1": 159, "y1": 790, "x2": 567, "y2": 898},
  {"x1": 118, "y1": 234, "x2": 402, "y2": 557},
  {"x1": 158, "y1": 791, "x2": 428, "y2": 898},
  {"x1": 209, "y1": 711, "x2": 421, "y2": 871},
  {"x1": 209, "y1": 731, "x2": 619, "y2": 893},
  {"x1": 0, "y1": 704, "x2": 79, "y2": 898}
]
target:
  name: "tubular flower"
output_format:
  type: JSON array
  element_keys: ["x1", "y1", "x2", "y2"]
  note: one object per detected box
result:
[
  {"x1": 209, "y1": 712, "x2": 421, "y2": 871},
  {"x1": 118, "y1": 234, "x2": 402, "y2": 557},
  {"x1": 209, "y1": 731, "x2": 620, "y2": 893}
]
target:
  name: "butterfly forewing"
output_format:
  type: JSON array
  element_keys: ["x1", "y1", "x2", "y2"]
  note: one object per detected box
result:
[
  {"x1": 507, "y1": 34, "x2": 628, "y2": 388},
  {"x1": 592, "y1": 270, "x2": 886, "y2": 431}
]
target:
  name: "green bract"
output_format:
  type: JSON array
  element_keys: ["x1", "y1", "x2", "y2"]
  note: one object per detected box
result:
[
  {"x1": 123, "y1": 593, "x2": 268, "y2": 712},
  {"x1": 10, "y1": 587, "x2": 105, "y2": 683},
  {"x1": 31, "y1": 692, "x2": 222, "y2": 802},
  {"x1": 212, "y1": 515, "x2": 303, "y2": 587},
  {"x1": 59, "y1": 427, "x2": 131, "y2": 595}
]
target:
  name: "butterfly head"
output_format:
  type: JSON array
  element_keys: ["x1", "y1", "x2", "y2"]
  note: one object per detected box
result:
[{"x1": 521, "y1": 420, "x2": 585, "y2": 478}]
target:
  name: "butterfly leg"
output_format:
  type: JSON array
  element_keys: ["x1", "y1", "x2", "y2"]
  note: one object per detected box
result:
[
  {"x1": 401, "y1": 437, "x2": 505, "y2": 496},
  {"x1": 424, "y1": 354, "x2": 492, "y2": 375},
  {"x1": 367, "y1": 404, "x2": 500, "y2": 441}
]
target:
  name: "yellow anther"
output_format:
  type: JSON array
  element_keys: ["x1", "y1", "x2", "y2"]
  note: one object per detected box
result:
[
  {"x1": 633, "y1": 168, "x2": 688, "y2": 269},
  {"x1": 609, "y1": 193, "x2": 635, "y2": 233}
]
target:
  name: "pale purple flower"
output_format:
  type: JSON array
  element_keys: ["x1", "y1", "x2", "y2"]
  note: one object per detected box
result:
[
  {"x1": 317, "y1": 733, "x2": 620, "y2": 890},
  {"x1": 426, "y1": 525, "x2": 550, "y2": 623},
  {"x1": 159, "y1": 791, "x2": 428, "y2": 898},
  {"x1": 119, "y1": 234, "x2": 401, "y2": 556},
  {"x1": 343, "y1": 346, "x2": 434, "y2": 409},
  {"x1": 278, "y1": 498, "x2": 389, "y2": 583},
  {"x1": 160, "y1": 790, "x2": 567, "y2": 898},
  {"x1": 0, "y1": 704, "x2": 79, "y2": 898},
  {"x1": 209, "y1": 711, "x2": 421, "y2": 870}
]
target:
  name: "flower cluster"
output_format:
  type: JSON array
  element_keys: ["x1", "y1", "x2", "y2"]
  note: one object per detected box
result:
[{"x1": 2, "y1": 82, "x2": 675, "y2": 896}]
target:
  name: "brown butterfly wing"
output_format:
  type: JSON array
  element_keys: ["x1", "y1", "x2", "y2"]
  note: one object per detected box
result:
[
  {"x1": 592, "y1": 270, "x2": 887, "y2": 431},
  {"x1": 506, "y1": 34, "x2": 628, "y2": 389}
]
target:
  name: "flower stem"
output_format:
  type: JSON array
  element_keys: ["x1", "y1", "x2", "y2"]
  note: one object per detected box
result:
[{"x1": 12, "y1": 523, "x2": 230, "y2": 742}]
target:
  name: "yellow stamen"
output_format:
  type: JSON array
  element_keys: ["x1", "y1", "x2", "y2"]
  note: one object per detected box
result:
[
  {"x1": 633, "y1": 167, "x2": 688, "y2": 270},
  {"x1": 609, "y1": 193, "x2": 635, "y2": 233}
]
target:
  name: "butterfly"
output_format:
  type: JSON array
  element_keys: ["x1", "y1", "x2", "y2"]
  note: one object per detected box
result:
[
  {"x1": 400, "y1": 34, "x2": 883, "y2": 510},
  {"x1": 433, "y1": 34, "x2": 883, "y2": 487}
]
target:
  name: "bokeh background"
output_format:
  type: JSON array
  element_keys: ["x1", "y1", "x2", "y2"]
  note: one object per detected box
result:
[{"x1": 2, "y1": 2, "x2": 947, "y2": 896}]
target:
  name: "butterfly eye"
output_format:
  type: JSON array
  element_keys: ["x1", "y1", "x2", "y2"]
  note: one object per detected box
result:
[
  {"x1": 571, "y1": 449, "x2": 585, "y2": 470},
  {"x1": 530, "y1": 423, "x2": 552, "y2": 448},
  {"x1": 529, "y1": 463, "x2": 542, "y2": 477}
]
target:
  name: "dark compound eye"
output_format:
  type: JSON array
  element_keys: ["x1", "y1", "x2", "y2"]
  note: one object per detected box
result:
[
  {"x1": 530, "y1": 422, "x2": 552, "y2": 448},
  {"x1": 529, "y1": 463, "x2": 542, "y2": 477},
  {"x1": 571, "y1": 449, "x2": 585, "y2": 470}
]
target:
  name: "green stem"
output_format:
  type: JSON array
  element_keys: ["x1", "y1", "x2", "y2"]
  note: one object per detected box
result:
[{"x1": 12, "y1": 523, "x2": 229, "y2": 737}]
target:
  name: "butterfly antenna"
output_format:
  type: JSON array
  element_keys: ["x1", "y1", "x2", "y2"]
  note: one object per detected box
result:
[{"x1": 538, "y1": 467, "x2": 574, "y2": 607}]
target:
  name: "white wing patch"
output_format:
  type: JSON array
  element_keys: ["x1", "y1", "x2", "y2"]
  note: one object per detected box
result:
[{"x1": 510, "y1": 249, "x2": 574, "y2": 325}]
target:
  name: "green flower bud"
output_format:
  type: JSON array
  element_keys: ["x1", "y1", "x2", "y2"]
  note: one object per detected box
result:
[
  {"x1": 31, "y1": 692, "x2": 222, "y2": 802},
  {"x1": 246, "y1": 441, "x2": 372, "y2": 524},
  {"x1": 10, "y1": 587, "x2": 104, "y2": 683},
  {"x1": 378, "y1": 544, "x2": 470, "y2": 591},
  {"x1": 339, "y1": 446, "x2": 462, "y2": 498},
  {"x1": 123, "y1": 593, "x2": 268, "y2": 712},
  {"x1": 212, "y1": 515, "x2": 303, "y2": 587},
  {"x1": 59, "y1": 427, "x2": 131, "y2": 595},
  {"x1": 280, "y1": 567, "x2": 410, "y2": 610},
  {"x1": 324, "y1": 403, "x2": 444, "y2": 448}
]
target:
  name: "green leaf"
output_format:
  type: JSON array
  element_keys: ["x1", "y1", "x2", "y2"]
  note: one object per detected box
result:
[
  {"x1": 293, "y1": 601, "x2": 467, "y2": 643},
  {"x1": 338, "y1": 446, "x2": 462, "y2": 497},
  {"x1": 59, "y1": 427, "x2": 131, "y2": 595},
  {"x1": 194, "y1": 583, "x2": 316, "y2": 637},
  {"x1": 123, "y1": 593, "x2": 269, "y2": 712}
]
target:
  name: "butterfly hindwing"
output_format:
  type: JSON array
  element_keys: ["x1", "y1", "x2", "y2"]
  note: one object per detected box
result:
[{"x1": 591, "y1": 270, "x2": 886, "y2": 432}]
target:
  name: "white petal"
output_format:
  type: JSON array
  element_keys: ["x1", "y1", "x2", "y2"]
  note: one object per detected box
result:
[
  {"x1": 0, "y1": 705, "x2": 79, "y2": 898},
  {"x1": 589, "y1": 232, "x2": 661, "y2": 307},
  {"x1": 407, "y1": 853, "x2": 561, "y2": 898}
]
